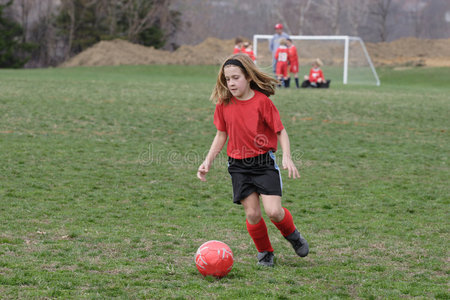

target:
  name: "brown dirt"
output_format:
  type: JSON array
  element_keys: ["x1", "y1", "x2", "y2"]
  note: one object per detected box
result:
[
  {"x1": 366, "y1": 37, "x2": 450, "y2": 67},
  {"x1": 60, "y1": 37, "x2": 450, "y2": 68}
]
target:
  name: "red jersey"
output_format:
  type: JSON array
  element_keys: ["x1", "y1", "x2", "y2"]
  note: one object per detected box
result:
[
  {"x1": 243, "y1": 48, "x2": 255, "y2": 61},
  {"x1": 275, "y1": 45, "x2": 289, "y2": 77},
  {"x1": 288, "y1": 45, "x2": 299, "y2": 73},
  {"x1": 288, "y1": 45, "x2": 298, "y2": 64},
  {"x1": 275, "y1": 45, "x2": 289, "y2": 64},
  {"x1": 233, "y1": 46, "x2": 242, "y2": 54},
  {"x1": 309, "y1": 68, "x2": 325, "y2": 83},
  {"x1": 213, "y1": 90, "x2": 284, "y2": 159}
]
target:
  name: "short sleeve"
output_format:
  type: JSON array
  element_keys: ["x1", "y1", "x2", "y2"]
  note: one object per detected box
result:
[
  {"x1": 213, "y1": 104, "x2": 226, "y2": 132},
  {"x1": 263, "y1": 98, "x2": 284, "y2": 133}
]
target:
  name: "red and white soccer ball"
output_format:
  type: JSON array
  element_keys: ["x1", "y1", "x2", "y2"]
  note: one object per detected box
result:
[{"x1": 195, "y1": 240, "x2": 234, "y2": 278}]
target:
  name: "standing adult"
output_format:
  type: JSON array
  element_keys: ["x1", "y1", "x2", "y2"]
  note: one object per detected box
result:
[{"x1": 269, "y1": 23, "x2": 289, "y2": 74}]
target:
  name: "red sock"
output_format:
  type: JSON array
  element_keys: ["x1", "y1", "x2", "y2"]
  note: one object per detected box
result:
[
  {"x1": 246, "y1": 218, "x2": 274, "y2": 253},
  {"x1": 272, "y1": 207, "x2": 296, "y2": 237}
]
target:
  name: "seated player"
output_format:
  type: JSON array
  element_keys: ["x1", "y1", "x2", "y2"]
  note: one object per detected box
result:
[{"x1": 301, "y1": 58, "x2": 331, "y2": 88}]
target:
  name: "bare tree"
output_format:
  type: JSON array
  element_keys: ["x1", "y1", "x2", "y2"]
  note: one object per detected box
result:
[
  {"x1": 324, "y1": 0, "x2": 341, "y2": 35},
  {"x1": 410, "y1": 0, "x2": 427, "y2": 38},
  {"x1": 370, "y1": 0, "x2": 393, "y2": 41},
  {"x1": 297, "y1": 0, "x2": 313, "y2": 35},
  {"x1": 29, "y1": 0, "x2": 59, "y2": 67},
  {"x1": 347, "y1": 0, "x2": 369, "y2": 36},
  {"x1": 17, "y1": 0, "x2": 32, "y2": 42},
  {"x1": 123, "y1": 0, "x2": 172, "y2": 42},
  {"x1": 59, "y1": 0, "x2": 76, "y2": 59},
  {"x1": 265, "y1": 0, "x2": 315, "y2": 35},
  {"x1": 107, "y1": 0, "x2": 119, "y2": 36}
]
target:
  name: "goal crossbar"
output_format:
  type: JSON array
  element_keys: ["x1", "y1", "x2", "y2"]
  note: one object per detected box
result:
[{"x1": 253, "y1": 35, "x2": 380, "y2": 86}]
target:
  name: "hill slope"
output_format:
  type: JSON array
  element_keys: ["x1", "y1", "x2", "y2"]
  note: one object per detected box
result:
[{"x1": 61, "y1": 37, "x2": 450, "y2": 68}]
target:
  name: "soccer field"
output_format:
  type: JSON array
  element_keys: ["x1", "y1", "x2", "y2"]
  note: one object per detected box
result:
[{"x1": 0, "y1": 65, "x2": 449, "y2": 298}]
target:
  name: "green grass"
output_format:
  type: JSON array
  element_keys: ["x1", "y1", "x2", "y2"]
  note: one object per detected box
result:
[{"x1": 0, "y1": 65, "x2": 449, "y2": 299}]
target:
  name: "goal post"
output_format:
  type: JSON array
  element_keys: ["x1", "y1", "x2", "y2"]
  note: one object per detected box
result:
[{"x1": 252, "y1": 35, "x2": 380, "y2": 86}]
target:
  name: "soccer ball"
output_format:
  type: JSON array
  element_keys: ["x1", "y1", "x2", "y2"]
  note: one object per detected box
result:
[{"x1": 195, "y1": 240, "x2": 234, "y2": 278}]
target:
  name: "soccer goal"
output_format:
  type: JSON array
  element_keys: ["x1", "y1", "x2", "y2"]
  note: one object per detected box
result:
[{"x1": 253, "y1": 35, "x2": 380, "y2": 86}]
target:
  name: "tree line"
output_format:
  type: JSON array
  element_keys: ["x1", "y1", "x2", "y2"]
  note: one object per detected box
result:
[
  {"x1": 0, "y1": 0, "x2": 180, "y2": 68},
  {"x1": 171, "y1": 0, "x2": 449, "y2": 50}
]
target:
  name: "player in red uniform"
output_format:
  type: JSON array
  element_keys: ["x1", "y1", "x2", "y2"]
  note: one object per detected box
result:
[
  {"x1": 270, "y1": 23, "x2": 290, "y2": 74},
  {"x1": 233, "y1": 37, "x2": 244, "y2": 54},
  {"x1": 274, "y1": 38, "x2": 290, "y2": 87},
  {"x1": 301, "y1": 58, "x2": 330, "y2": 88},
  {"x1": 197, "y1": 53, "x2": 309, "y2": 267},
  {"x1": 286, "y1": 38, "x2": 300, "y2": 88},
  {"x1": 242, "y1": 42, "x2": 256, "y2": 62}
]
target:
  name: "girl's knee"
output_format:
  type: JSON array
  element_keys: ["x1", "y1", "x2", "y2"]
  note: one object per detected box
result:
[
  {"x1": 245, "y1": 210, "x2": 262, "y2": 224},
  {"x1": 265, "y1": 207, "x2": 284, "y2": 222}
]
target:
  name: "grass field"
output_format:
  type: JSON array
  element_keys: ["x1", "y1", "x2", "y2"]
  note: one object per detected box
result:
[{"x1": 0, "y1": 65, "x2": 449, "y2": 299}]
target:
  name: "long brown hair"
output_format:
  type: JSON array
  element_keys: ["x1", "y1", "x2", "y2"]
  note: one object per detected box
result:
[{"x1": 210, "y1": 53, "x2": 279, "y2": 104}]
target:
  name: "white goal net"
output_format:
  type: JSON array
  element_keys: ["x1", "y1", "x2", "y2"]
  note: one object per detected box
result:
[{"x1": 253, "y1": 35, "x2": 380, "y2": 86}]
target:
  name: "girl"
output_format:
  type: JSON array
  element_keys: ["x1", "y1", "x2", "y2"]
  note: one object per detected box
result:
[
  {"x1": 302, "y1": 58, "x2": 330, "y2": 88},
  {"x1": 233, "y1": 37, "x2": 244, "y2": 54},
  {"x1": 286, "y1": 38, "x2": 300, "y2": 88},
  {"x1": 197, "y1": 53, "x2": 309, "y2": 267},
  {"x1": 274, "y1": 38, "x2": 290, "y2": 87},
  {"x1": 242, "y1": 42, "x2": 256, "y2": 62}
]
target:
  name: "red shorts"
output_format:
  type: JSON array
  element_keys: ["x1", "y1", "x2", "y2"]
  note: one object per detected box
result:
[
  {"x1": 290, "y1": 63, "x2": 299, "y2": 73},
  {"x1": 276, "y1": 62, "x2": 288, "y2": 77}
]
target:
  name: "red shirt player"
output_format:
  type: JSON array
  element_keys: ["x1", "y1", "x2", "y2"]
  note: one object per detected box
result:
[
  {"x1": 286, "y1": 38, "x2": 300, "y2": 88},
  {"x1": 308, "y1": 67, "x2": 324, "y2": 83},
  {"x1": 302, "y1": 58, "x2": 330, "y2": 88},
  {"x1": 274, "y1": 39, "x2": 290, "y2": 87},
  {"x1": 242, "y1": 42, "x2": 256, "y2": 62},
  {"x1": 233, "y1": 37, "x2": 244, "y2": 54},
  {"x1": 197, "y1": 54, "x2": 309, "y2": 267}
]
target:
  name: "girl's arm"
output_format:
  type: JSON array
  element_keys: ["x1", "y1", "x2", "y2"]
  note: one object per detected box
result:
[
  {"x1": 277, "y1": 128, "x2": 300, "y2": 179},
  {"x1": 319, "y1": 69, "x2": 325, "y2": 81},
  {"x1": 197, "y1": 130, "x2": 228, "y2": 182}
]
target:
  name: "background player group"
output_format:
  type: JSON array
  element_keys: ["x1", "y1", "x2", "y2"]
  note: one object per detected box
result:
[{"x1": 235, "y1": 23, "x2": 330, "y2": 89}]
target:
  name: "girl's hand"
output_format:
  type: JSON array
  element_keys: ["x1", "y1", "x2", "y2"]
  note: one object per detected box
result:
[
  {"x1": 197, "y1": 161, "x2": 210, "y2": 182},
  {"x1": 282, "y1": 156, "x2": 300, "y2": 179}
]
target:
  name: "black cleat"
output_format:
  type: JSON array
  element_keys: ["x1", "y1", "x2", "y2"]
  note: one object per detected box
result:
[
  {"x1": 257, "y1": 251, "x2": 275, "y2": 267},
  {"x1": 285, "y1": 229, "x2": 309, "y2": 257}
]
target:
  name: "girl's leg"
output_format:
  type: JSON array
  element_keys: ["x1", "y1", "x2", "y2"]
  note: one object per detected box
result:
[
  {"x1": 241, "y1": 192, "x2": 273, "y2": 253},
  {"x1": 276, "y1": 75, "x2": 283, "y2": 88},
  {"x1": 284, "y1": 76, "x2": 291, "y2": 88},
  {"x1": 261, "y1": 195, "x2": 295, "y2": 236},
  {"x1": 261, "y1": 194, "x2": 309, "y2": 257},
  {"x1": 241, "y1": 191, "x2": 262, "y2": 224}
]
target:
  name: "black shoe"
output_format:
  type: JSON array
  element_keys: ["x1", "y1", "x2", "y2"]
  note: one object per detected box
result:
[
  {"x1": 285, "y1": 77, "x2": 291, "y2": 88},
  {"x1": 285, "y1": 229, "x2": 309, "y2": 257},
  {"x1": 257, "y1": 251, "x2": 274, "y2": 267}
]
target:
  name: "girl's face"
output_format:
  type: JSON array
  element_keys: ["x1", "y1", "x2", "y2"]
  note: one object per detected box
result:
[{"x1": 224, "y1": 65, "x2": 252, "y2": 100}]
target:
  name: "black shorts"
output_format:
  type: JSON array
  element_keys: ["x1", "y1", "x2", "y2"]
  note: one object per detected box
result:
[{"x1": 228, "y1": 151, "x2": 282, "y2": 204}]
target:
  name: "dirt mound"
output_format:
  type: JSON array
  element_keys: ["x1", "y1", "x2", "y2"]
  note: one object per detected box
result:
[
  {"x1": 61, "y1": 37, "x2": 450, "y2": 68},
  {"x1": 366, "y1": 38, "x2": 450, "y2": 67},
  {"x1": 61, "y1": 39, "x2": 173, "y2": 67},
  {"x1": 172, "y1": 37, "x2": 235, "y2": 65},
  {"x1": 61, "y1": 37, "x2": 234, "y2": 67}
]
